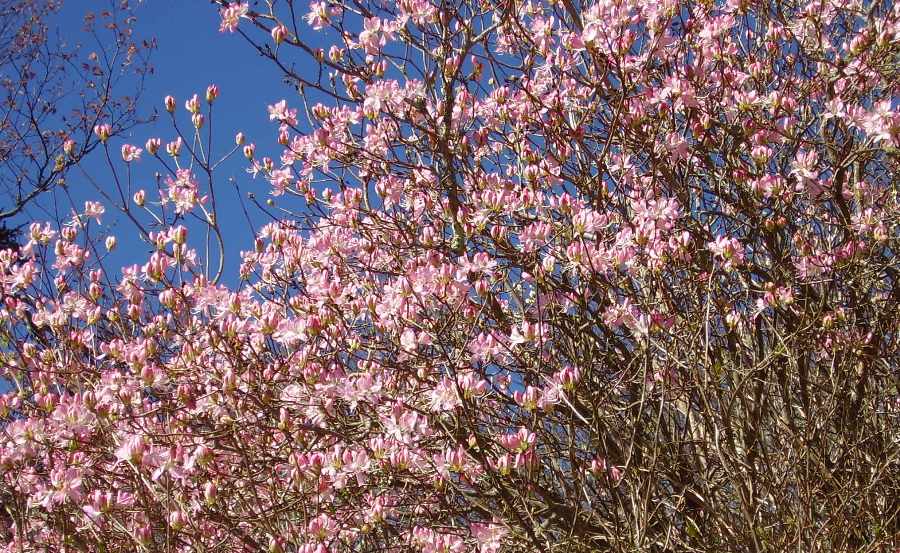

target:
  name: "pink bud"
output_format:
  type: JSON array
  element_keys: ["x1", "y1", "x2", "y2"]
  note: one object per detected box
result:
[
  {"x1": 203, "y1": 481, "x2": 217, "y2": 503},
  {"x1": 145, "y1": 138, "x2": 161, "y2": 155},
  {"x1": 168, "y1": 510, "x2": 187, "y2": 531},
  {"x1": 268, "y1": 536, "x2": 284, "y2": 553},
  {"x1": 133, "y1": 189, "x2": 146, "y2": 207},
  {"x1": 120, "y1": 144, "x2": 142, "y2": 163},
  {"x1": 166, "y1": 137, "x2": 183, "y2": 156},
  {"x1": 235, "y1": 132, "x2": 245, "y2": 145},
  {"x1": 206, "y1": 84, "x2": 219, "y2": 103},
  {"x1": 271, "y1": 24, "x2": 288, "y2": 44},
  {"x1": 89, "y1": 284, "x2": 103, "y2": 303},
  {"x1": 184, "y1": 94, "x2": 200, "y2": 114},
  {"x1": 192, "y1": 113, "x2": 205, "y2": 129},
  {"x1": 63, "y1": 139, "x2": 76, "y2": 157},
  {"x1": 172, "y1": 225, "x2": 187, "y2": 245},
  {"x1": 243, "y1": 143, "x2": 255, "y2": 160},
  {"x1": 164, "y1": 95, "x2": 176, "y2": 113},
  {"x1": 474, "y1": 279, "x2": 489, "y2": 296},
  {"x1": 93, "y1": 124, "x2": 111, "y2": 143}
]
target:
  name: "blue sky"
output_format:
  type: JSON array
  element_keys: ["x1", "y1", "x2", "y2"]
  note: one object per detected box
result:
[{"x1": 49, "y1": 1, "x2": 300, "y2": 287}]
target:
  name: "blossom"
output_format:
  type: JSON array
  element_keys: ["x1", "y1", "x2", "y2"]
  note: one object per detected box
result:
[
  {"x1": 162, "y1": 169, "x2": 204, "y2": 214},
  {"x1": 471, "y1": 522, "x2": 507, "y2": 553},
  {"x1": 120, "y1": 144, "x2": 142, "y2": 162},
  {"x1": 268, "y1": 99, "x2": 298, "y2": 126},
  {"x1": 115, "y1": 435, "x2": 146, "y2": 464},
  {"x1": 707, "y1": 235, "x2": 745, "y2": 269},
  {"x1": 219, "y1": 2, "x2": 249, "y2": 33},
  {"x1": 83, "y1": 201, "x2": 105, "y2": 224},
  {"x1": 93, "y1": 124, "x2": 111, "y2": 142},
  {"x1": 306, "y1": 2, "x2": 330, "y2": 30},
  {"x1": 271, "y1": 23, "x2": 288, "y2": 44},
  {"x1": 38, "y1": 467, "x2": 83, "y2": 510}
]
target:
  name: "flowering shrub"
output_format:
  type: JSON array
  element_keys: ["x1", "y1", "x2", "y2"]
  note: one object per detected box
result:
[{"x1": 1, "y1": 0, "x2": 900, "y2": 551}]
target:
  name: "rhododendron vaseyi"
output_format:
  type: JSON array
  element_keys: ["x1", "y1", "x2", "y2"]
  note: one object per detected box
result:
[{"x1": 2, "y1": 0, "x2": 900, "y2": 551}]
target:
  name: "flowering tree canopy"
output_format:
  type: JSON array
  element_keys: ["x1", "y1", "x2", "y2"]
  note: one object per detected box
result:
[{"x1": 1, "y1": 0, "x2": 899, "y2": 551}]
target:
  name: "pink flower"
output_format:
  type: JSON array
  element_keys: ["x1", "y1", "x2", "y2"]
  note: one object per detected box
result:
[
  {"x1": 184, "y1": 93, "x2": 201, "y2": 114},
  {"x1": 271, "y1": 23, "x2": 288, "y2": 44},
  {"x1": 471, "y1": 522, "x2": 507, "y2": 553},
  {"x1": 145, "y1": 137, "x2": 161, "y2": 155},
  {"x1": 39, "y1": 467, "x2": 83, "y2": 510},
  {"x1": 707, "y1": 236, "x2": 745, "y2": 269},
  {"x1": 116, "y1": 435, "x2": 146, "y2": 464},
  {"x1": 166, "y1": 137, "x2": 183, "y2": 156},
  {"x1": 268, "y1": 100, "x2": 298, "y2": 126},
  {"x1": 269, "y1": 167, "x2": 293, "y2": 196},
  {"x1": 357, "y1": 17, "x2": 388, "y2": 54},
  {"x1": 120, "y1": 143, "x2": 142, "y2": 162},
  {"x1": 162, "y1": 169, "x2": 204, "y2": 214},
  {"x1": 400, "y1": 328, "x2": 419, "y2": 352},
  {"x1": 219, "y1": 2, "x2": 249, "y2": 33},
  {"x1": 83, "y1": 201, "x2": 105, "y2": 224},
  {"x1": 306, "y1": 2, "x2": 331, "y2": 30},
  {"x1": 206, "y1": 84, "x2": 219, "y2": 103},
  {"x1": 93, "y1": 124, "x2": 111, "y2": 142}
]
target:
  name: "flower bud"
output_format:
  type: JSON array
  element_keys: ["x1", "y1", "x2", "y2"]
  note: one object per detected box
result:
[
  {"x1": 268, "y1": 536, "x2": 284, "y2": 553},
  {"x1": 166, "y1": 137, "x2": 182, "y2": 157},
  {"x1": 164, "y1": 95, "x2": 176, "y2": 113},
  {"x1": 63, "y1": 139, "x2": 76, "y2": 157},
  {"x1": 133, "y1": 189, "x2": 146, "y2": 207},
  {"x1": 206, "y1": 84, "x2": 219, "y2": 103},
  {"x1": 271, "y1": 24, "x2": 287, "y2": 44},
  {"x1": 192, "y1": 113, "x2": 205, "y2": 129},
  {"x1": 185, "y1": 93, "x2": 201, "y2": 114},
  {"x1": 145, "y1": 137, "x2": 160, "y2": 155},
  {"x1": 168, "y1": 510, "x2": 187, "y2": 531},
  {"x1": 121, "y1": 144, "x2": 142, "y2": 163},
  {"x1": 203, "y1": 481, "x2": 218, "y2": 504},
  {"x1": 243, "y1": 143, "x2": 255, "y2": 160},
  {"x1": 235, "y1": 132, "x2": 245, "y2": 145},
  {"x1": 88, "y1": 282, "x2": 102, "y2": 301},
  {"x1": 172, "y1": 225, "x2": 187, "y2": 245},
  {"x1": 105, "y1": 235, "x2": 117, "y2": 251},
  {"x1": 93, "y1": 124, "x2": 111, "y2": 143}
]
